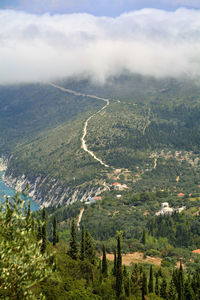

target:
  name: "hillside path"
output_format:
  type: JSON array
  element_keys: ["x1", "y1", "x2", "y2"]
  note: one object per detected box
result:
[
  {"x1": 77, "y1": 208, "x2": 85, "y2": 230},
  {"x1": 48, "y1": 82, "x2": 110, "y2": 168}
]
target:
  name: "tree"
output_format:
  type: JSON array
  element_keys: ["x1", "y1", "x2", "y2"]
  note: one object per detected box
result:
[
  {"x1": 155, "y1": 273, "x2": 159, "y2": 296},
  {"x1": 123, "y1": 266, "x2": 130, "y2": 298},
  {"x1": 141, "y1": 229, "x2": 146, "y2": 245},
  {"x1": 168, "y1": 279, "x2": 177, "y2": 300},
  {"x1": 178, "y1": 260, "x2": 184, "y2": 300},
  {"x1": 41, "y1": 207, "x2": 47, "y2": 254},
  {"x1": 69, "y1": 219, "x2": 78, "y2": 260},
  {"x1": 116, "y1": 233, "x2": 122, "y2": 299},
  {"x1": 37, "y1": 224, "x2": 42, "y2": 242},
  {"x1": 102, "y1": 244, "x2": 108, "y2": 276},
  {"x1": 53, "y1": 215, "x2": 58, "y2": 246},
  {"x1": 113, "y1": 248, "x2": 117, "y2": 276},
  {"x1": 160, "y1": 277, "x2": 167, "y2": 299},
  {"x1": 80, "y1": 226, "x2": 85, "y2": 261},
  {"x1": 0, "y1": 194, "x2": 52, "y2": 299},
  {"x1": 141, "y1": 272, "x2": 147, "y2": 300},
  {"x1": 148, "y1": 265, "x2": 154, "y2": 293},
  {"x1": 85, "y1": 230, "x2": 96, "y2": 264},
  {"x1": 184, "y1": 280, "x2": 195, "y2": 300}
]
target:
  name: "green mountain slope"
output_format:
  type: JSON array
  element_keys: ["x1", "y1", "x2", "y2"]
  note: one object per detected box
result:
[{"x1": 1, "y1": 75, "x2": 200, "y2": 205}]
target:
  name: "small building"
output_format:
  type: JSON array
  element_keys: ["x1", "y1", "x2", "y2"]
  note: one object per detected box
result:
[
  {"x1": 177, "y1": 193, "x2": 185, "y2": 197},
  {"x1": 94, "y1": 196, "x2": 102, "y2": 201},
  {"x1": 156, "y1": 202, "x2": 186, "y2": 216},
  {"x1": 113, "y1": 182, "x2": 128, "y2": 191},
  {"x1": 85, "y1": 197, "x2": 96, "y2": 205},
  {"x1": 192, "y1": 249, "x2": 200, "y2": 254}
]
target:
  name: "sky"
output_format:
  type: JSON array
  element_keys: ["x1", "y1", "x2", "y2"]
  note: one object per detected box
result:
[
  {"x1": 1, "y1": 0, "x2": 200, "y2": 16},
  {"x1": 0, "y1": 1, "x2": 200, "y2": 84}
]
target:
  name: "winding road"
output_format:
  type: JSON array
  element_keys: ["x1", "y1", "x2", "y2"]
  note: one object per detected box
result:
[{"x1": 49, "y1": 82, "x2": 110, "y2": 168}]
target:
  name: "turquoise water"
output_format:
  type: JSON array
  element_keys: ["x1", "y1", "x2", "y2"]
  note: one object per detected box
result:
[{"x1": 0, "y1": 171, "x2": 39, "y2": 211}]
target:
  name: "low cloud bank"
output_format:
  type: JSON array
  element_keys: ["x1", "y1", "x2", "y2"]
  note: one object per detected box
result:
[{"x1": 0, "y1": 8, "x2": 200, "y2": 84}]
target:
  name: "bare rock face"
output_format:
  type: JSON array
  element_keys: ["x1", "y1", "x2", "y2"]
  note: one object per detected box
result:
[{"x1": 3, "y1": 170, "x2": 106, "y2": 208}]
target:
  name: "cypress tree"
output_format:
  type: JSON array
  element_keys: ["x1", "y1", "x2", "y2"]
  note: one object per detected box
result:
[
  {"x1": 123, "y1": 266, "x2": 130, "y2": 298},
  {"x1": 168, "y1": 279, "x2": 177, "y2": 300},
  {"x1": 80, "y1": 226, "x2": 85, "y2": 261},
  {"x1": 41, "y1": 207, "x2": 47, "y2": 254},
  {"x1": 113, "y1": 248, "x2": 117, "y2": 276},
  {"x1": 102, "y1": 244, "x2": 108, "y2": 276},
  {"x1": 141, "y1": 272, "x2": 147, "y2": 300},
  {"x1": 155, "y1": 273, "x2": 159, "y2": 296},
  {"x1": 131, "y1": 264, "x2": 140, "y2": 296},
  {"x1": 141, "y1": 229, "x2": 146, "y2": 245},
  {"x1": 26, "y1": 202, "x2": 31, "y2": 222},
  {"x1": 148, "y1": 265, "x2": 154, "y2": 293},
  {"x1": 69, "y1": 219, "x2": 78, "y2": 260},
  {"x1": 116, "y1": 234, "x2": 122, "y2": 299},
  {"x1": 184, "y1": 280, "x2": 195, "y2": 300},
  {"x1": 37, "y1": 224, "x2": 42, "y2": 241},
  {"x1": 178, "y1": 260, "x2": 184, "y2": 300},
  {"x1": 85, "y1": 230, "x2": 95, "y2": 264},
  {"x1": 160, "y1": 277, "x2": 167, "y2": 299},
  {"x1": 53, "y1": 215, "x2": 58, "y2": 246}
]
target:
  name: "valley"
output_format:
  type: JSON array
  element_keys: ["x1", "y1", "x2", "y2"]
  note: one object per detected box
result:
[{"x1": 1, "y1": 75, "x2": 200, "y2": 207}]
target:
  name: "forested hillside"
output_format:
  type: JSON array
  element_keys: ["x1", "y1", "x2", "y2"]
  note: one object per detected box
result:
[
  {"x1": 1, "y1": 193, "x2": 200, "y2": 299},
  {"x1": 1, "y1": 75, "x2": 200, "y2": 205}
]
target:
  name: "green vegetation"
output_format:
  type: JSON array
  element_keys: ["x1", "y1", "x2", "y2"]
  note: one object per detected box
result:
[
  {"x1": 45, "y1": 189, "x2": 200, "y2": 272},
  {"x1": 1, "y1": 76, "x2": 200, "y2": 199},
  {"x1": 2, "y1": 192, "x2": 200, "y2": 299}
]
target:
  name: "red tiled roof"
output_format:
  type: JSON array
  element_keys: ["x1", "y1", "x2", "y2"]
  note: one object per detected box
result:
[
  {"x1": 113, "y1": 182, "x2": 121, "y2": 186},
  {"x1": 94, "y1": 196, "x2": 102, "y2": 200},
  {"x1": 177, "y1": 193, "x2": 185, "y2": 197},
  {"x1": 192, "y1": 249, "x2": 200, "y2": 254}
]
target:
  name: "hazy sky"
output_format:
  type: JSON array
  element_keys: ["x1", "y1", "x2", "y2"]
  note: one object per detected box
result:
[
  {"x1": 1, "y1": 0, "x2": 200, "y2": 15},
  {"x1": 0, "y1": 1, "x2": 200, "y2": 84}
]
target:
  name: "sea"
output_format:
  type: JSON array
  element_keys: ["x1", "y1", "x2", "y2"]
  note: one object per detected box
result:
[{"x1": 0, "y1": 171, "x2": 39, "y2": 211}]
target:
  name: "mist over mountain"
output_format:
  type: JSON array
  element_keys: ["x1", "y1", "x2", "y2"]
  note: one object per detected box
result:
[{"x1": 1, "y1": 8, "x2": 200, "y2": 85}]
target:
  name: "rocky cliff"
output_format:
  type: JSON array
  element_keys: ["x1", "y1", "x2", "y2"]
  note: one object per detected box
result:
[{"x1": 2, "y1": 158, "x2": 107, "y2": 208}]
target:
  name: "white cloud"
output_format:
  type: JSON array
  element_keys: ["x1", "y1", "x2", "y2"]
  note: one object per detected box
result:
[{"x1": 0, "y1": 8, "x2": 200, "y2": 84}]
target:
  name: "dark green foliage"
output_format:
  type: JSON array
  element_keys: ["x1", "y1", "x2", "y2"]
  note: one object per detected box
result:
[
  {"x1": 141, "y1": 271, "x2": 147, "y2": 300},
  {"x1": 168, "y1": 280, "x2": 177, "y2": 300},
  {"x1": 53, "y1": 216, "x2": 58, "y2": 246},
  {"x1": 102, "y1": 244, "x2": 108, "y2": 276},
  {"x1": 85, "y1": 230, "x2": 96, "y2": 264},
  {"x1": 37, "y1": 224, "x2": 42, "y2": 241},
  {"x1": 160, "y1": 277, "x2": 167, "y2": 299},
  {"x1": 26, "y1": 202, "x2": 31, "y2": 222},
  {"x1": 41, "y1": 207, "x2": 47, "y2": 254},
  {"x1": 131, "y1": 264, "x2": 141, "y2": 297},
  {"x1": 80, "y1": 227, "x2": 85, "y2": 261},
  {"x1": 155, "y1": 273, "x2": 159, "y2": 296},
  {"x1": 178, "y1": 260, "x2": 184, "y2": 300},
  {"x1": 116, "y1": 234, "x2": 122, "y2": 299},
  {"x1": 148, "y1": 265, "x2": 154, "y2": 293},
  {"x1": 184, "y1": 280, "x2": 195, "y2": 300},
  {"x1": 123, "y1": 266, "x2": 130, "y2": 298},
  {"x1": 69, "y1": 219, "x2": 78, "y2": 260},
  {"x1": 141, "y1": 229, "x2": 146, "y2": 245},
  {"x1": 113, "y1": 249, "x2": 117, "y2": 276}
]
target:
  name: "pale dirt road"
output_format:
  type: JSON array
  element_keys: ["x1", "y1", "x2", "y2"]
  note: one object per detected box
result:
[
  {"x1": 77, "y1": 208, "x2": 85, "y2": 230},
  {"x1": 48, "y1": 82, "x2": 110, "y2": 168},
  {"x1": 154, "y1": 158, "x2": 157, "y2": 169}
]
